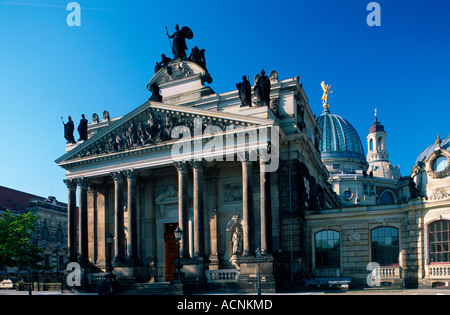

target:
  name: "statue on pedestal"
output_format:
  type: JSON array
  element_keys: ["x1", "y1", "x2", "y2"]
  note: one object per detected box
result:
[
  {"x1": 254, "y1": 69, "x2": 271, "y2": 106},
  {"x1": 188, "y1": 46, "x2": 207, "y2": 70},
  {"x1": 166, "y1": 24, "x2": 193, "y2": 60},
  {"x1": 321, "y1": 80, "x2": 333, "y2": 110},
  {"x1": 147, "y1": 82, "x2": 163, "y2": 102},
  {"x1": 236, "y1": 76, "x2": 251, "y2": 107},
  {"x1": 77, "y1": 114, "x2": 88, "y2": 141},
  {"x1": 154, "y1": 54, "x2": 172, "y2": 73},
  {"x1": 62, "y1": 116, "x2": 76, "y2": 144}
]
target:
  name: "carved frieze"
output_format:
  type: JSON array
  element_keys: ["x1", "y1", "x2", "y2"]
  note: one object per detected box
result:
[
  {"x1": 224, "y1": 183, "x2": 242, "y2": 202},
  {"x1": 68, "y1": 108, "x2": 239, "y2": 161},
  {"x1": 429, "y1": 188, "x2": 450, "y2": 201}
]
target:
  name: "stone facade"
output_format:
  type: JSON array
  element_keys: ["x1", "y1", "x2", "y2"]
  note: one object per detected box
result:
[
  {"x1": 56, "y1": 59, "x2": 337, "y2": 293},
  {"x1": 0, "y1": 193, "x2": 68, "y2": 285},
  {"x1": 56, "y1": 53, "x2": 450, "y2": 293}
]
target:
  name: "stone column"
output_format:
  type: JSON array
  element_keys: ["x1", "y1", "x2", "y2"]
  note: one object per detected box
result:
[
  {"x1": 64, "y1": 179, "x2": 78, "y2": 262},
  {"x1": 111, "y1": 171, "x2": 125, "y2": 264},
  {"x1": 205, "y1": 166, "x2": 219, "y2": 269},
  {"x1": 95, "y1": 181, "x2": 109, "y2": 269},
  {"x1": 260, "y1": 161, "x2": 272, "y2": 255},
  {"x1": 192, "y1": 160, "x2": 206, "y2": 259},
  {"x1": 241, "y1": 159, "x2": 254, "y2": 256},
  {"x1": 75, "y1": 177, "x2": 89, "y2": 264},
  {"x1": 174, "y1": 161, "x2": 190, "y2": 259},
  {"x1": 87, "y1": 184, "x2": 98, "y2": 264},
  {"x1": 124, "y1": 169, "x2": 139, "y2": 264}
]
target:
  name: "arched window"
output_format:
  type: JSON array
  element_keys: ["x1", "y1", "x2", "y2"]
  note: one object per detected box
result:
[
  {"x1": 377, "y1": 137, "x2": 383, "y2": 151},
  {"x1": 369, "y1": 138, "x2": 374, "y2": 151},
  {"x1": 379, "y1": 190, "x2": 395, "y2": 205},
  {"x1": 371, "y1": 226, "x2": 399, "y2": 265},
  {"x1": 429, "y1": 220, "x2": 450, "y2": 263},
  {"x1": 315, "y1": 230, "x2": 340, "y2": 267}
]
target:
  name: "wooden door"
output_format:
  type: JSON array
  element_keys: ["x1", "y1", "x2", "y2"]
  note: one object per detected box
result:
[{"x1": 164, "y1": 223, "x2": 178, "y2": 282}]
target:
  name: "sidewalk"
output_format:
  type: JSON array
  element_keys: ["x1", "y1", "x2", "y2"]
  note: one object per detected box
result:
[
  {"x1": 2, "y1": 288, "x2": 450, "y2": 295},
  {"x1": 0, "y1": 289, "x2": 97, "y2": 295}
]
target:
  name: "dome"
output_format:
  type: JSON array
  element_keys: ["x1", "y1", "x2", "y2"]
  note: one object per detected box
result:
[
  {"x1": 317, "y1": 108, "x2": 368, "y2": 172},
  {"x1": 415, "y1": 135, "x2": 450, "y2": 167},
  {"x1": 369, "y1": 117, "x2": 385, "y2": 133},
  {"x1": 367, "y1": 160, "x2": 401, "y2": 180}
]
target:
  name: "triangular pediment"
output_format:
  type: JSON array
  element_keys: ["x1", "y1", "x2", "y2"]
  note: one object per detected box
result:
[{"x1": 55, "y1": 101, "x2": 275, "y2": 166}]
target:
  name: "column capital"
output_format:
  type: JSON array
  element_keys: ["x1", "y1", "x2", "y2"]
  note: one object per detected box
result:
[
  {"x1": 63, "y1": 178, "x2": 77, "y2": 190},
  {"x1": 110, "y1": 171, "x2": 124, "y2": 182},
  {"x1": 191, "y1": 159, "x2": 207, "y2": 170},
  {"x1": 74, "y1": 177, "x2": 89, "y2": 189},
  {"x1": 174, "y1": 161, "x2": 189, "y2": 174},
  {"x1": 87, "y1": 183, "x2": 97, "y2": 195},
  {"x1": 123, "y1": 169, "x2": 140, "y2": 181},
  {"x1": 238, "y1": 150, "x2": 257, "y2": 164}
]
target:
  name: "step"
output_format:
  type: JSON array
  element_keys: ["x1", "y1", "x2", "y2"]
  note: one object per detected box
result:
[{"x1": 118, "y1": 282, "x2": 170, "y2": 295}]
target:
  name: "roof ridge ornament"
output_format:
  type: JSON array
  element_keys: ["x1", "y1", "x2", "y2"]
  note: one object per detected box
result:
[{"x1": 320, "y1": 81, "x2": 333, "y2": 112}]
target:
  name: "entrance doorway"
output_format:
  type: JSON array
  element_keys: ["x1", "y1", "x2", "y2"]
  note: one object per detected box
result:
[{"x1": 164, "y1": 222, "x2": 179, "y2": 281}]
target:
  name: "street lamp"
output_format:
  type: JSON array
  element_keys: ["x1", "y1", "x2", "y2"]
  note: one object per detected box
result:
[
  {"x1": 255, "y1": 248, "x2": 261, "y2": 295},
  {"x1": 172, "y1": 227, "x2": 184, "y2": 283},
  {"x1": 100, "y1": 233, "x2": 117, "y2": 294},
  {"x1": 106, "y1": 233, "x2": 114, "y2": 275}
]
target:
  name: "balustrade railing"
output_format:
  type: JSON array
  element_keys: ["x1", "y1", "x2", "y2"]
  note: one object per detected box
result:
[{"x1": 205, "y1": 269, "x2": 240, "y2": 283}]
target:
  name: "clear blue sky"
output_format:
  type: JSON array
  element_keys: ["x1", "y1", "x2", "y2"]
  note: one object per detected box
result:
[{"x1": 0, "y1": 0, "x2": 449, "y2": 203}]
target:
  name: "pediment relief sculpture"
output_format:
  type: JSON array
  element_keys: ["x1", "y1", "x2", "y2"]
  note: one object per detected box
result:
[{"x1": 68, "y1": 108, "x2": 246, "y2": 161}]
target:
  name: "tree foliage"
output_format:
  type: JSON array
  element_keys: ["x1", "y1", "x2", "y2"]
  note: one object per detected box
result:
[{"x1": 0, "y1": 210, "x2": 53, "y2": 270}]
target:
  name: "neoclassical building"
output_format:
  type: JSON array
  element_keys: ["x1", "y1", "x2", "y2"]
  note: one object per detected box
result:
[
  {"x1": 55, "y1": 48, "x2": 338, "y2": 292},
  {"x1": 307, "y1": 101, "x2": 450, "y2": 289},
  {"x1": 56, "y1": 32, "x2": 450, "y2": 292},
  {"x1": 0, "y1": 187, "x2": 68, "y2": 285}
]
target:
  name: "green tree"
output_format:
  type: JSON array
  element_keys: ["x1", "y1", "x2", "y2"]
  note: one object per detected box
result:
[{"x1": 0, "y1": 210, "x2": 53, "y2": 271}]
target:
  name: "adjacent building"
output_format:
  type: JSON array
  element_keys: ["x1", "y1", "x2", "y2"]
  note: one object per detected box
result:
[{"x1": 0, "y1": 186, "x2": 68, "y2": 285}]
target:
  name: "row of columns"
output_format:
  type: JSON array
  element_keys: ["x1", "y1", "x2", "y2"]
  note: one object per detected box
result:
[
  {"x1": 174, "y1": 157, "x2": 272, "y2": 262},
  {"x1": 174, "y1": 160, "x2": 206, "y2": 260},
  {"x1": 64, "y1": 157, "x2": 273, "y2": 269},
  {"x1": 241, "y1": 159, "x2": 273, "y2": 256},
  {"x1": 64, "y1": 168, "x2": 140, "y2": 266}
]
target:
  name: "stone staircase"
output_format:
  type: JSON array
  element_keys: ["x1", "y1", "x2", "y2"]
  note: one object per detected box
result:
[{"x1": 117, "y1": 282, "x2": 170, "y2": 295}]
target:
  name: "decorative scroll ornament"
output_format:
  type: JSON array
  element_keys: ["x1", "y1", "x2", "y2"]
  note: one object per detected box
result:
[{"x1": 429, "y1": 189, "x2": 450, "y2": 201}]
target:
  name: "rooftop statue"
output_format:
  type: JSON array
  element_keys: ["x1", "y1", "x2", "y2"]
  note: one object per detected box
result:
[
  {"x1": 77, "y1": 114, "x2": 88, "y2": 141},
  {"x1": 166, "y1": 24, "x2": 193, "y2": 60},
  {"x1": 254, "y1": 69, "x2": 271, "y2": 106},
  {"x1": 148, "y1": 82, "x2": 163, "y2": 102},
  {"x1": 320, "y1": 81, "x2": 333, "y2": 110},
  {"x1": 236, "y1": 75, "x2": 251, "y2": 107},
  {"x1": 154, "y1": 54, "x2": 172, "y2": 73},
  {"x1": 188, "y1": 46, "x2": 207, "y2": 70},
  {"x1": 61, "y1": 116, "x2": 76, "y2": 144}
]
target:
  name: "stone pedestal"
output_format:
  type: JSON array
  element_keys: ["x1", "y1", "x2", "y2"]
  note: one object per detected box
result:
[
  {"x1": 182, "y1": 257, "x2": 207, "y2": 293},
  {"x1": 237, "y1": 255, "x2": 276, "y2": 293}
]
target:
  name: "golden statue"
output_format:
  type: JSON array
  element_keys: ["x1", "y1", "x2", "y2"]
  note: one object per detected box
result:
[{"x1": 320, "y1": 81, "x2": 333, "y2": 109}]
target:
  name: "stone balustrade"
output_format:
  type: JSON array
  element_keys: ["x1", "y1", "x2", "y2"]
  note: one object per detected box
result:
[{"x1": 205, "y1": 270, "x2": 240, "y2": 282}]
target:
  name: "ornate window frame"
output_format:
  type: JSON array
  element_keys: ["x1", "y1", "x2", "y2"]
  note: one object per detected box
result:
[{"x1": 427, "y1": 150, "x2": 450, "y2": 179}]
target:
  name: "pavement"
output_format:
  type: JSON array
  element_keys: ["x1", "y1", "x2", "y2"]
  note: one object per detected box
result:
[{"x1": 1, "y1": 288, "x2": 450, "y2": 295}]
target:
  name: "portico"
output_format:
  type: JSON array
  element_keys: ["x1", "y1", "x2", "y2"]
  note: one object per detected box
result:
[{"x1": 56, "y1": 46, "x2": 336, "y2": 292}]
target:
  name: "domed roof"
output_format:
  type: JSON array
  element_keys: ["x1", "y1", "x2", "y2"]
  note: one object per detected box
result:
[
  {"x1": 317, "y1": 108, "x2": 366, "y2": 163},
  {"x1": 369, "y1": 117, "x2": 385, "y2": 133},
  {"x1": 415, "y1": 134, "x2": 450, "y2": 166}
]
